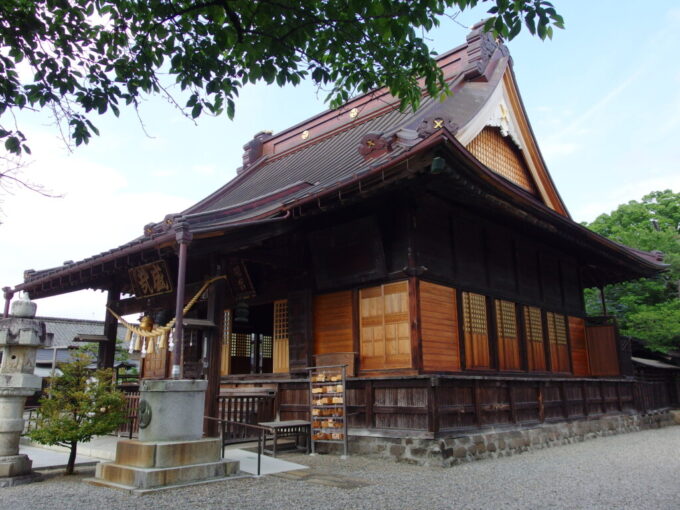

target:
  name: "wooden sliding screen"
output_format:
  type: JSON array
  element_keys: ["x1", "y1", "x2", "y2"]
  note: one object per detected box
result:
[
  {"x1": 420, "y1": 281, "x2": 460, "y2": 371},
  {"x1": 313, "y1": 291, "x2": 354, "y2": 355},
  {"x1": 495, "y1": 299, "x2": 521, "y2": 371},
  {"x1": 546, "y1": 312, "x2": 570, "y2": 373},
  {"x1": 568, "y1": 316, "x2": 590, "y2": 376},
  {"x1": 360, "y1": 281, "x2": 412, "y2": 370},
  {"x1": 524, "y1": 306, "x2": 546, "y2": 371},
  {"x1": 461, "y1": 291, "x2": 491, "y2": 369},
  {"x1": 586, "y1": 324, "x2": 620, "y2": 376}
]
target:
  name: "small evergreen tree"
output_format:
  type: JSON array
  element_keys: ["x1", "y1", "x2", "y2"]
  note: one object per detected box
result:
[{"x1": 28, "y1": 353, "x2": 127, "y2": 474}]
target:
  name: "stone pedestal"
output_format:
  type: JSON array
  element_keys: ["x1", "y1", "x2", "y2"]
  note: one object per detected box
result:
[
  {"x1": 87, "y1": 379, "x2": 240, "y2": 493},
  {"x1": 0, "y1": 296, "x2": 49, "y2": 487}
]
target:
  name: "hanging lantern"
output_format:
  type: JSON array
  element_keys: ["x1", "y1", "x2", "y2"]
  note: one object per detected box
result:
[{"x1": 234, "y1": 301, "x2": 250, "y2": 323}]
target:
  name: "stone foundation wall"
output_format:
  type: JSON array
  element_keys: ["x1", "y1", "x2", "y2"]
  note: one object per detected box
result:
[{"x1": 338, "y1": 411, "x2": 677, "y2": 467}]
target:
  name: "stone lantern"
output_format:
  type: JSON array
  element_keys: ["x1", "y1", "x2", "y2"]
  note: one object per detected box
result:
[{"x1": 0, "y1": 294, "x2": 49, "y2": 487}]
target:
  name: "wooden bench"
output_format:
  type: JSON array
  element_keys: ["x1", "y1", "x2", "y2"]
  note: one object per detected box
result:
[{"x1": 258, "y1": 420, "x2": 311, "y2": 457}]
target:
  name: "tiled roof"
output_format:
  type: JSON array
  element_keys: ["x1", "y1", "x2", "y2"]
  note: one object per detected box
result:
[{"x1": 21, "y1": 315, "x2": 128, "y2": 348}]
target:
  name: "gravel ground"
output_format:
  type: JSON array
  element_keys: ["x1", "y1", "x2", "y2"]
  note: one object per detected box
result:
[{"x1": 4, "y1": 426, "x2": 680, "y2": 510}]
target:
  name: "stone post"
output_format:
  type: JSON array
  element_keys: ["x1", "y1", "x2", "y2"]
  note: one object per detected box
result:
[{"x1": 0, "y1": 294, "x2": 49, "y2": 487}]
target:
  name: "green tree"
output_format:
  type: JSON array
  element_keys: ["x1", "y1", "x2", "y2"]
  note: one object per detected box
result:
[
  {"x1": 585, "y1": 190, "x2": 680, "y2": 352},
  {"x1": 0, "y1": 0, "x2": 563, "y2": 156},
  {"x1": 28, "y1": 353, "x2": 126, "y2": 475}
]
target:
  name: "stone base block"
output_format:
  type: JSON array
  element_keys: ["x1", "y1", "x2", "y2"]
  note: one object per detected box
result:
[
  {"x1": 670, "y1": 410, "x2": 680, "y2": 425},
  {"x1": 86, "y1": 437, "x2": 240, "y2": 493},
  {"x1": 93, "y1": 458, "x2": 239, "y2": 490},
  {"x1": 115, "y1": 438, "x2": 222, "y2": 468},
  {"x1": 332, "y1": 410, "x2": 678, "y2": 468},
  {"x1": 0, "y1": 453, "x2": 32, "y2": 477}
]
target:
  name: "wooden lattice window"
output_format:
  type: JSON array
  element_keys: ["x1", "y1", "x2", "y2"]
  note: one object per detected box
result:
[
  {"x1": 360, "y1": 281, "x2": 412, "y2": 370},
  {"x1": 547, "y1": 312, "x2": 570, "y2": 373},
  {"x1": 466, "y1": 127, "x2": 537, "y2": 194},
  {"x1": 462, "y1": 291, "x2": 490, "y2": 369},
  {"x1": 273, "y1": 299, "x2": 289, "y2": 373},
  {"x1": 524, "y1": 306, "x2": 546, "y2": 371},
  {"x1": 230, "y1": 333, "x2": 251, "y2": 357},
  {"x1": 220, "y1": 309, "x2": 232, "y2": 375},
  {"x1": 260, "y1": 335, "x2": 273, "y2": 358},
  {"x1": 495, "y1": 299, "x2": 521, "y2": 371}
]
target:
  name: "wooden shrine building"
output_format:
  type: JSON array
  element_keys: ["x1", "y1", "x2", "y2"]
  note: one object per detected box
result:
[{"x1": 7, "y1": 23, "x2": 670, "y2": 441}]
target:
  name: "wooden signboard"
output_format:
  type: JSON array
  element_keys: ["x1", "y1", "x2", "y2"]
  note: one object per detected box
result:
[
  {"x1": 226, "y1": 259, "x2": 256, "y2": 299},
  {"x1": 129, "y1": 260, "x2": 173, "y2": 298}
]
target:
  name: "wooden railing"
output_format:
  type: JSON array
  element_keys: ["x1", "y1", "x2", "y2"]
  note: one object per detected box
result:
[
  {"x1": 117, "y1": 391, "x2": 140, "y2": 438},
  {"x1": 216, "y1": 392, "x2": 276, "y2": 444}
]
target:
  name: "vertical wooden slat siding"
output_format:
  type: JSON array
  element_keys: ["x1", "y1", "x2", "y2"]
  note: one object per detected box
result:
[
  {"x1": 360, "y1": 281, "x2": 412, "y2": 370},
  {"x1": 461, "y1": 291, "x2": 491, "y2": 369},
  {"x1": 272, "y1": 299, "x2": 289, "y2": 373},
  {"x1": 568, "y1": 316, "x2": 590, "y2": 376},
  {"x1": 586, "y1": 324, "x2": 620, "y2": 376},
  {"x1": 420, "y1": 281, "x2": 460, "y2": 371},
  {"x1": 524, "y1": 306, "x2": 546, "y2": 371},
  {"x1": 143, "y1": 342, "x2": 167, "y2": 379},
  {"x1": 313, "y1": 291, "x2": 354, "y2": 354},
  {"x1": 546, "y1": 312, "x2": 570, "y2": 373},
  {"x1": 220, "y1": 309, "x2": 232, "y2": 376},
  {"x1": 495, "y1": 299, "x2": 521, "y2": 370}
]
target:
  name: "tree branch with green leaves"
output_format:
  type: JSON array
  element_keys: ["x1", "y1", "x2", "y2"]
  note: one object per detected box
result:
[{"x1": 0, "y1": 0, "x2": 564, "y2": 157}]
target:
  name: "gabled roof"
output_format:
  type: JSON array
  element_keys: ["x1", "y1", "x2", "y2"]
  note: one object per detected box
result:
[
  {"x1": 13, "y1": 22, "x2": 666, "y2": 297},
  {"x1": 141, "y1": 21, "x2": 568, "y2": 238}
]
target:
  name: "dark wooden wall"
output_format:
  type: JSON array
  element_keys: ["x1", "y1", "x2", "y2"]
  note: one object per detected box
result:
[
  {"x1": 239, "y1": 376, "x2": 663, "y2": 437},
  {"x1": 413, "y1": 201, "x2": 585, "y2": 317}
]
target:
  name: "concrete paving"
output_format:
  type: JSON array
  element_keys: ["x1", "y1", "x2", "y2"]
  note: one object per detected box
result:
[
  {"x1": 19, "y1": 435, "x2": 308, "y2": 476},
  {"x1": 19, "y1": 445, "x2": 103, "y2": 470}
]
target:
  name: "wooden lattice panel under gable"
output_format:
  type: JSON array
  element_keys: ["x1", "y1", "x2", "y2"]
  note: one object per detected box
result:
[
  {"x1": 524, "y1": 306, "x2": 546, "y2": 371},
  {"x1": 495, "y1": 299, "x2": 521, "y2": 371},
  {"x1": 273, "y1": 299, "x2": 289, "y2": 373},
  {"x1": 462, "y1": 291, "x2": 490, "y2": 369},
  {"x1": 546, "y1": 312, "x2": 570, "y2": 373},
  {"x1": 466, "y1": 127, "x2": 537, "y2": 194}
]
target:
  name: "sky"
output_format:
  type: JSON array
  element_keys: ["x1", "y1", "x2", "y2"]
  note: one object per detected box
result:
[{"x1": 1, "y1": 1, "x2": 679, "y2": 320}]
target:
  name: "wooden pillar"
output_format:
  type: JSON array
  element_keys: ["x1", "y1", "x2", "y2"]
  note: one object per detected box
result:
[
  {"x1": 427, "y1": 377, "x2": 440, "y2": 436},
  {"x1": 172, "y1": 223, "x2": 193, "y2": 379},
  {"x1": 99, "y1": 282, "x2": 120, "y2": 369},
  {"x1": 364, "y1": 380, "x2": 374, "y2": 428},
  {"x1": 599, "y1": 286, "x2": 608, "y2": 316},
  {"x1": 2, "y1": 287, "x2": 13, "y2": 318},
  {"x1": 204, "y1": 275, "x2": 225, "y2": 437}
]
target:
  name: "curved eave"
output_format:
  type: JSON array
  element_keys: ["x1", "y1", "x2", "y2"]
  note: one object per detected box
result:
[{"x1": 428, "y1": 130, "x2": 666, "y2": 278}]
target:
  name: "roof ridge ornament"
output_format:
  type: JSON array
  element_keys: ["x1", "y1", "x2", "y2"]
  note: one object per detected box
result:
[
  {"x1": 358, "y1": 132, "x2": 394, "y2": 160},
  {"x1": 238, "y1": 130, "x2": 273, "y2": 175},
  {"x1": 464, "y1": 20, "x2": 509, "y2": 81}
]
